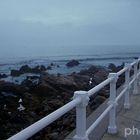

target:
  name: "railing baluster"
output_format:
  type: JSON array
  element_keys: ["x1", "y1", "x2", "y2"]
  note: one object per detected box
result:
[
  {"x1": 108, "y1": 73, "x2": 118, "y2": 134},
  {"x1": 73, "y1": 91, "x2": 89, "y2": 140},
  {"x1": 124, "y1": 63, "x2": 131, "y2": 109},
  {"x1": 133, "y1": 61, "x2": 138, "y2": 95}
]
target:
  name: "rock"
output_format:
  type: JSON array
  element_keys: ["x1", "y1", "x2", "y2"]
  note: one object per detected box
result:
[
  {"x1": 93, "y1": 70, "x2": 108, "y2": 84},
  {"x1": 94, "y1": 95, "x2": 106, "y2": 104},
  {"x1": 66, "y1": 60, "x2": 80, "y2": 67},
  {"x1": 39, "y1": 82, "x2": 58, "y2": 93},
  {"x1": 108, "y1": 63, "x2": 125, "y2": 73},
  {"x1": 11, "y1": 65, "x2": 46, "y2": 77},
  {"x1": 0, "y1": 74, "x2": 8, "y2": 79},
  {"x1": 46, "y1": 66, "x2": 52, "y2": 70},
  {"x1": 21, "y1": 76, "x2": 40, "y2": 87},
  {"x1": 34, "y1": 106, "x2": 45, "y2": 116},
  {"x1": 0, "y1": 81, "x2": 26, "y2": 97},
  {"x1": 1, "y1": 92, "x2": 17, "y2": 98},
  {"x1": 47, "y1": 99, "x2": 64, "y2": 110},
  {"x1": 72, "y1": 74, "x2": 91, "y2": 90},
  {"x1": 19, "y1": 65, "x2": 31, "y2": 73},
  {"x1": 108, "y1": 63, "x2": 117, "y2": 72},
  {"x1": 50, "y1": 63, "x2": 54, "y2": 66},
  {"x1": 134, "y1": 57, "x2": 138, "y2": 59},
  {"x1": 11, "y1": 70, "x2": 22, "y2": 77},
  {"x1": 47, "y1": 132, "x2": 59, "y2": 140},
  {"x1": 62, "y1": 118, "x2": 71, "y2": 126},
  {"x1": 79, "y1": 65, "x2": 99, "y2": 76},
  {"x1": 39, "y1": 65, "x2": 46, "y2": 71},
  {"x1": 31, "y1": 65, "x2": 46, "y2": 73},
  {"x1": 42, "y1": 73, "x2": 78, "y2": 89}
]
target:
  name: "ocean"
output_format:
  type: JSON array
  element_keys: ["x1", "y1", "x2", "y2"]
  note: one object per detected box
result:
[
  {"x1": 0, "y1": 51, "x2": 139, "y2": 74},
  {"x1": 0, "y1": 46, "x2": 140, "y2": 84}
]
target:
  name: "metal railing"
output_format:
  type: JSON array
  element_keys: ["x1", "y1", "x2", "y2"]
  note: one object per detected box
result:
[{"x1": 8, "y1": 58, "x2": 140, "y2": 140}]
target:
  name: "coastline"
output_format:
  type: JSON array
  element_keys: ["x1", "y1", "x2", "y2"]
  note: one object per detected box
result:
[
  {"x1": 0, "y1": 60, "x2": 125, "y2": 140},
  {"x1": 0, "y1": 52, "x2": 138, "y2": 76}
]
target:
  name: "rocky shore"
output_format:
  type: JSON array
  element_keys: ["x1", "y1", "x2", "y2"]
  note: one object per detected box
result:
[{"x1": 0, "y1": 61, "x2": 124, "y2": 140}]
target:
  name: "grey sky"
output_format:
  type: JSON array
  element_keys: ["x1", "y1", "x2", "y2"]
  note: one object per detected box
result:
[{"x1": 0, "y1": 0, "x2": 140, "y2": 57}]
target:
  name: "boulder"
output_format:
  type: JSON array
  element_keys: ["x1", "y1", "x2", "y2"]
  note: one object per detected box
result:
[
  {"x1": 93, "y1": 95, "x2": 106, "y2": 105},
  {"x1": 46, "y1": 66, "x2": 52, "y2": 70},
  {"x1": 0, "y1": 74, "x2": 8, "y2": 79},
  {"x1": 108, "y1": 63, "x2": 125, "y2": 73},
  {"x1": 11, "y1": 70, "x2": 22, "y2": 77},
  {"x1": 50, "y1": 63, "x2": 54, "y2": 66},
  {"x1": 11, "y1": 65, "x2": 46, "y2": 76},
  {"x1": 66, "y1": 60, "x2": 80, "y2": 67},
  {"x1": 93, "y1": 70, "x2": 108, "y2": 84},
  {"x1": 79, "y1": 65, "x2": 99, "y2": 76},
  {"x1": 0, "y1": 81, "x2": 26, "y2": 95},
  {"x1": 31, "y1": 65, "x2": 46, "y2": 73},
  {"x1": 108, "y1": 63, "x2": 117, "y2": 72},
  {"x1": 19, "y1": 65, "x2": 31, "y2": 73},
  {"x1": 42, "y1": 73, "x2": 78, "y2": 89},
  {"x1": 40, "y1": 65, "x2": 47, "y2": 71},
  {"x1": 21, "y1": 76, "x2": 40, "y2": 88}
]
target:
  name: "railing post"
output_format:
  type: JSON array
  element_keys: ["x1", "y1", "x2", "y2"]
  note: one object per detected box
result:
[
  {"x1": 73, "y1": 91, "x2": 89, "y2": 140},
  {"x1": 133, "y1": 61, "x2": 138, "y2": 95},
  {"x1": 124, "y1": 63, "x2": 131, "y2": 109},
  {"x1": 108, "y1": 73, "x2": 118, "y2": 134}
]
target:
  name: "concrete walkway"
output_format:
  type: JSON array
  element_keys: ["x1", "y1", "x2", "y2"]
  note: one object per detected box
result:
[
  {"x1": 102, "y1": 89, "x2": 140, "y2": 140},
  {"x1": 65, "y1": 85, "x2": 140, "y2": 140}
]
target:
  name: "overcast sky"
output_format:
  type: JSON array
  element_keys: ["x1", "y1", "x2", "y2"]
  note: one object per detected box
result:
[{"x1": 0, "y1": 0, "x2": 140, "y2": 57}]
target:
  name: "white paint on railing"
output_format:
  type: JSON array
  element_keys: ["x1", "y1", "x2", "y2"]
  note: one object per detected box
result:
[
  {"x1": 124, "y1": 63, "x2": 131, "y2": 109},
  {"x1": 133, "y1": 61, "x2": 138, "y2": 95},
  {"x1": 117, "y1": 67, "x2": 127, "y2": 76},
  {"x1": 88, "y1": 77, "x2": 113, "y2": 97},
  {"x1": 73, "y1": 91, "x2": 89, "y2": 140},
  {"x1": 8, "y1": 58, "x2": 140, "y2": 140},
  {"x1": 130, "y1": 61, "x2": 136, "y2": 67},
  {"x1": 107, "y1": 73, "x2": 118, "y2": 134},
  {"x1": 138, "y1": 71, "x2": 140, "y2": 86}
]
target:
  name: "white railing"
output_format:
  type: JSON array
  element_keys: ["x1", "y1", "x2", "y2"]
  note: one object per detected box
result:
[{"x1": 8, "y1": 58, "x2": 140, "y2": 140}]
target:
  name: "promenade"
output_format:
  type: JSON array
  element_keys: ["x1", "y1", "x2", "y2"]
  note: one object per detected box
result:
[{"x1": 102, "y1": 87, "x2": 140, "y2": 140}]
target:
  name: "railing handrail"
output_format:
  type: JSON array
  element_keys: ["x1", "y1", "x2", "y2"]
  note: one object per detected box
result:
[
  {"x1": 8, "y1": 58, "x2": 140, "y2": 140},
  {"x1": 8, "y1": 97, "x2": 82, "y2": 140},
  {"x1": 88, "y1": 77, "x2": 114, "y2": 97}
]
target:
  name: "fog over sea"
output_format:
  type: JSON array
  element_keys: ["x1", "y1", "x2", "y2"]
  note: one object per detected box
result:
[
  {"x1": 0, "y1": 1, "x2": 140, "y2": 75},
  {"x1": 0, "y1": 45, "x2": 140, "y2": 76}
]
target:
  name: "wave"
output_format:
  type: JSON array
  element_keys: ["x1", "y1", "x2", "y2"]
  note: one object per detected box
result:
[
  {"x1": 0, "y1": 52, "x2": 139, "y2": 65},
  {"x1": 56, "y1": 56, "x2": 138, "y2": 62}
]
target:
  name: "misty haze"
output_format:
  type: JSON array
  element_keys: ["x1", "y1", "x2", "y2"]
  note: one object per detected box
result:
[
  {"x1": 0, "y1": 0, "x2": 140, "y2": 58},
  {"x1": 0, "y1": 1, "x2": 140, "y2": 140}
]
